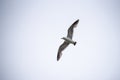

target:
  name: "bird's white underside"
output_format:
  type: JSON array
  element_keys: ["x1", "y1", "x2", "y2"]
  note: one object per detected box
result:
[{"x1": 62, "y1": 37, "x2": 75, "y2": 44}]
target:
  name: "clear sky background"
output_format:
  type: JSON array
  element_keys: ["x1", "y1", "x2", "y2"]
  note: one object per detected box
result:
[{"x1": 1, "y1": 0, "x2": 120, "y2": 80}]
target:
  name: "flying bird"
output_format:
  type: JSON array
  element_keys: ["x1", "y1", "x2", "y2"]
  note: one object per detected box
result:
[{"x1": 57, "y1": 19, "x2": 79, "y2": 61}]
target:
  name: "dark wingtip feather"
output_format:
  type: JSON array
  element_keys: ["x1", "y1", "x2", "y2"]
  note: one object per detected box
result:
[
  {"x1": 57, "y1": 58, "x2": 59, "y2": 61},
  {"x1": 57, "y1": 52, "x2": 61, "y2": 61},
  {"x1": 72, "y1": 19, "x2": 79, "y2": 28},
  {"x1": 57, "y1": 55, "x2": 59, "y2": 61},
  {"x1": 76, "y1": 19, "x2": 79, "y2": 23}
]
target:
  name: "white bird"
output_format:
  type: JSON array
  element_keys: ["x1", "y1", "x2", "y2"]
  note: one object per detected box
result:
[{"x1": 57, "y1": 19, "x2": 79, "y2": 61}]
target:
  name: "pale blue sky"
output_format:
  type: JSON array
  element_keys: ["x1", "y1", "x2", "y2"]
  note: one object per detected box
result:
[{"x1": 1, "y1": 0, "x2": 120, "y2": 80}]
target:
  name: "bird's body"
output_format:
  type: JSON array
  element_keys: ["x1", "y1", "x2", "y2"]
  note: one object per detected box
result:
[
  {"x1": 57, "y1": 19, "x2": 79, "y2": 61},
  {"x1": 61, "y1": 37, "x2": 76, "y2": 45}
]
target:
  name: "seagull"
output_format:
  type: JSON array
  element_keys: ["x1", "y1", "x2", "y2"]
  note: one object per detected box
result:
[{"x1": 57, "y1": 19, "x2": 79, "y2": 61}]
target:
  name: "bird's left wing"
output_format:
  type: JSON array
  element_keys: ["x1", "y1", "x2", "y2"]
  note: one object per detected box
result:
[
  {"x1": 67, "y1": 19, "x2": 79, "y2": 39},
  {"x1": 57, "y1": 41, "x2": 69, "y2": 61}
]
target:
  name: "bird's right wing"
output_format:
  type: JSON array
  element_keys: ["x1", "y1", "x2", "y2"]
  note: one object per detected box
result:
[{"x1": 57, "y1": 41, "x2": 69, "y2": 61}]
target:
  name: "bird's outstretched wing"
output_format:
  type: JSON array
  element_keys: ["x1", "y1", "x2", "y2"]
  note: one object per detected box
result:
[
  {"x1": 67, "y1": 19, "x2": 79, "y2": 39},
  {"x1": 57, "y1": 41, "x2": 69, "y2": 61}
]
